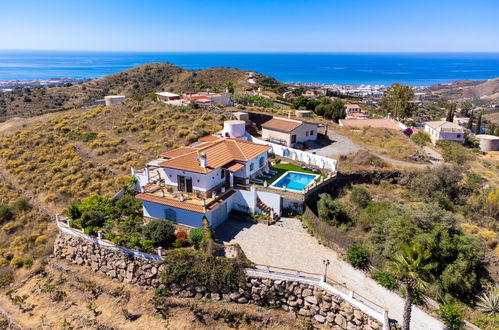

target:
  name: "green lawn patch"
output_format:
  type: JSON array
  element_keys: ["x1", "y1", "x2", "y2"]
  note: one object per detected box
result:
[{"x1": 267, "y1": 162, "x2": 323, "y2": 185}]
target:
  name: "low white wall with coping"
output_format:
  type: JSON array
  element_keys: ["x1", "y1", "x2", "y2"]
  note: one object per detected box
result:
[{"x1": 249, "y1": 136, "x2": 338, "y2": 172}]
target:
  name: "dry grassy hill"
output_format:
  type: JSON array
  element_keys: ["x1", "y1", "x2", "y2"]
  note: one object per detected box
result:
[
  {"x1": 427, "y1": 77, "x2": 499, "y2": 102},
  {"x1": 0, "y1": 63, "x2": 268, "y2": 121}
]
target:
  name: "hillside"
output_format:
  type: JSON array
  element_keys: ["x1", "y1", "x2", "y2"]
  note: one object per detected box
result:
[
  {"x1": 426, "y1": 77, "x2": 499, "y2": 102},
  {"x1": 0, "y1": 63, "x2": 261, "y2": 121}
]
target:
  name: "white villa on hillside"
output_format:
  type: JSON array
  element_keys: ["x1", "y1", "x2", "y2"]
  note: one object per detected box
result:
[
  {"x1": 261, "y1": 117, "x2": 318, "y2": 147},
  {"x1": 133, "y1": 121, "x2": 337, "y2": 229},
  {"x1": 424, "y1": 121, "x2": 465, "y2": 145}
]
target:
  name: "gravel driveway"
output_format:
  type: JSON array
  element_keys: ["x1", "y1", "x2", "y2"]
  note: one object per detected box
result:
[
  {"x1": 315, "y1": 129, "x2": 363, "y2": 157},
  {"x1": 216, "y1": 217, "x2": 444, "y2": 330}
]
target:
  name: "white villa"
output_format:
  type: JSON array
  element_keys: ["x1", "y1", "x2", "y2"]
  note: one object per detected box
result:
[
  {"x1": 133, "y1": 121, "x2": 337, "y2": 229},
  {"x1": 424, "y1": 121, "x2": 466, "y2": 145},
  {"x1": 261, "y1": 117, "x2": 318, "y2": 147}
]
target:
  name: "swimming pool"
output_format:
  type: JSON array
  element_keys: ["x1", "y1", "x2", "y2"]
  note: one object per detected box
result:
[{"x1": 270, "y1": 171, "x2": 319, "y2": 192}]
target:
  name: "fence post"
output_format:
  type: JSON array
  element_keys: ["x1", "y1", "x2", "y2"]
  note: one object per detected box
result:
[
  {"x1": 350, "y1": 290, "x2": 355, "y2": 299},
  {"x1": 320, "y1": 275, "x2": 325, "y2": 282},
  {"x1": 157, "y1": 247, "x2": 163, "y2": 259},
  {"x1": 383, "y1": 308, "x2": 389, "y2": 330},
  {"x1": 55, "y1": 214, "x2": 60, "y2": 223},
  {"x1": 97, "y1": 231, "x2": 102, "y2": 240},
  {"x1": 296, "y1": 271, "x2": 301, "y2": 277},
  {"x1": 265, "y1": 265, "x2": 270, "y2": 273}
]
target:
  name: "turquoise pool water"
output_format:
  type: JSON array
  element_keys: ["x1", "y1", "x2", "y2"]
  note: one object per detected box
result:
[{"x1": 271, "y1": 172, "x2": 318, "y2": 192}]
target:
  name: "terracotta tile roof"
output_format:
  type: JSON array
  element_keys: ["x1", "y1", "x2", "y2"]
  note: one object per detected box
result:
[
  {"x1": 346, "y1": 103, "x2": 360, "y2": 109},
  {"x1": 222, "y1": 161, "x2": 245, "y2": 172},
  {"x1": 159, "y1": 138, "x2": 270, "y2": 174},
  {"x1": 261, "y1": 118, "x2": 303, "y2": 133},
  {"x1": 136, "y1": 189, "x2": 236, "y2": 213}
]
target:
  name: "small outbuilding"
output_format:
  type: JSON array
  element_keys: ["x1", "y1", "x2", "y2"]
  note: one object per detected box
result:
[
  {"x1": 476, "y1": 134, "x2": 499, "y2": 151},
  {"x1": 424, "y1": 121, "x2": 466, "y2": 145},
  {"x1": 261, "y1": 117, "x2": 318, "y2": 147},
  {"x1": 104, "y1": 95, "x2": 125, "y2": 106}
]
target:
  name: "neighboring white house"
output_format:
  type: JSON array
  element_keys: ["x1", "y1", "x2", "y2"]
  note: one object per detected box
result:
[
  {"x1": 156, "y1": 92, "x2": 181, "y2": 103},
  {"x1": 104, "y1": 95, "x2": 125, "y2": 106},
  {"x1": 261, "y1": 117, "x2": 318, "y2": 147},
  {"x1": 182, "y1": 92, "x2": 232, "y2": 106},
  {"x1": 424, "y1": 121, "x2": 466, "y2": 145}
]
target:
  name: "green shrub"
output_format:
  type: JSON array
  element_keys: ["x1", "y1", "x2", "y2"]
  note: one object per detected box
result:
[
  {"x1": 142, "y1": 219, "x2": 175, "y2": 248},
  {"x1": 317, "y1": 194, "x2": 350, "y2": 227},
  {"x1": 411, "y1": 131, "x2": 431, "y2": 146},
  {"x1": 372, "y1": 271, "x2": 397, "y2": 290},
  {"x1": 346, "y1": 243, "x2": 369, "y2": 269},
  {"x1": 153, "y1": 286, "x2": 170, "y2": 297},
  {"x1": 12, "y1": 197, "x2": 30, "y2": 212},
  {"x1": 82, "y1": 132, "x2": 98, "y2": 142},
  {"x1": 438, "y1": 304, "x2": 464, "y2": 329},
  {"x1": 350, "y1": 186, "x2": 372, "y2": 208},
  {"x1": 436, "y1": 140, "x2": 475, "y2": 165},
  {"x1": 160, "y1": 249, "x2": 250, "y2": 289},
  {"x1": 0, "y1": 205, "x2": 11, "y2": 222},
  {"x1": 189, "y1": 228, "x2": 204, "y2": 249}
]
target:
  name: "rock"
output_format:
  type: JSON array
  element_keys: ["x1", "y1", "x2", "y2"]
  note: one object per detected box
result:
[
  {"x1": 335, "y1": 314, "x2": 347, "y2": 328},
  {"x1": 354, "y1": 310, "x2": 364, "y2": 321},
  {"x1": 75, "y1": 257, "x2": 84, "y2": 265},
  {"x1": 237, "y1": 297, "x2": 248, "y2": 303},
  {"x1": 211, "y1": 293, "x2": 221, "y2": 301},
  {"x1": 302, "y1": 288, "x2": 313, "y2": 297},
  {"x1": 151, "y1": 266, "x2": 158, "y2": 275},
  {"x1": 304, "y1": 296, "x2": 318, "y2": 304},
  {"x1": 298, "y1": 308, "x2": 310, "y2": 316},
  {"x1": 314, "y1": 314, "x2": 325, "y2": 323},
  {"x1": 229, "y1": 292, "x2": 241, "y2": 301}
]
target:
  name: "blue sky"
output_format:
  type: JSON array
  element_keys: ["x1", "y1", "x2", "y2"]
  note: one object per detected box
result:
[{"x1": 1, "y1": 0, "x2": 498, "y2": 52}]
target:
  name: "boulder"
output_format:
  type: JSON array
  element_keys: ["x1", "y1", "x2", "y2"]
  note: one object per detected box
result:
[
  {"x1": 335, "y1": 314, "x2": 347, "y2": 328},
  {"x1": 314, "y1": 314, "x2": 325, "y2": 324}
]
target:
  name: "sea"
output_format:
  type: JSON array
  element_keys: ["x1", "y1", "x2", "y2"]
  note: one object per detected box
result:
[{"x1": 1, "y1": 51, "x2": 499, "y2": 86}]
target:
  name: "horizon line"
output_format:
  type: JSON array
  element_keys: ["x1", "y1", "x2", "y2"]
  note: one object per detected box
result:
[{"x1": 2, "y1": 49, "x2": 499, "y2": 55}]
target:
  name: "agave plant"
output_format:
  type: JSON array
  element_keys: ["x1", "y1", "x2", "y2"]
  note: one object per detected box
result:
[{"x1": 476, "y1": 286, "x2": 499, "y2": 327}]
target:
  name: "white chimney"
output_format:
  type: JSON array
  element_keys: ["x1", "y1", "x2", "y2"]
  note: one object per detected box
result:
[{"x1": 199, "y1": 152, "x2": 207, "y2": 168}]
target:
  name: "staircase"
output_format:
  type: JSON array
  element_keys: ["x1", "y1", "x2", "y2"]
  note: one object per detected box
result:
[{"x1": 256, "y1": 197, "x2": 280, "y2": 224}]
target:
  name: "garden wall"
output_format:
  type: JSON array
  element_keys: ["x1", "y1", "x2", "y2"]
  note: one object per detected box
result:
[{"x1": 53, "y1": 232, "x2": 387, "y2": 329}]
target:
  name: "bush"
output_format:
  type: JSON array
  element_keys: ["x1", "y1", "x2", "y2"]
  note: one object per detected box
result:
[
  {"x1": 142, "y1": 219, "x2": 175, "y2": 248},
  {"x1": 346, "y1": 244, "x2": 369, "y2": 269},
  {"x1": 153, "y1": 286, "x2": 170, "y2": 297},
  {"x1": 189, "y1": 228, "x2": 204, "y2": 249},
  {"x1": 160, "y1": 249, "x2": 250, "y2": 289},
  {"x1": 411, "y1": 131, "x2": 431, "y2": 146},
  {"x1": 12, "y1": 197, "x2": 30, "y2": 212},
  {"x1": 0, "y1": 205, "x2": 11, "y2": 222},
  {"x1": 372, "y1": 271, "x2": 397, "y2": 290},
  {"x1": 436, "y1": 140, "x2": 475, "y2": 165},
  {"x1": 317, "y1": 194, "x2": 350, "y2": 227},
  {"x1": 35, "y1": 235, "x2": 47, "y2": 245},
  {"x1": 350, "y1": 186, "x2": 372, "y2": 208},
  {"x1": 438, "y1": 304, "x2": 464, "y2": 329}
]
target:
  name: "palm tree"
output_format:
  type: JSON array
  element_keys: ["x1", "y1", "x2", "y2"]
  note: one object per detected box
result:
[
  {"x1": 388, "y1": 243, "x2": 434, "y2": 330},
  {"x1": 224, "y1": 81, "x2": 234, "y2": 94},
  {"x1": 476, "y1": 286, "x2": 499, "y2": 328}
]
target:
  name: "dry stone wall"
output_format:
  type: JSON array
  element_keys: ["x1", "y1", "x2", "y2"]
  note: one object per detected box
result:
[{"x1": 54, "y1": 232, "x2": 385, "y2": 329}]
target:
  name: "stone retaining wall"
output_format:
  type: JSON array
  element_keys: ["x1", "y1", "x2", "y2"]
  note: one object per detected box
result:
[{"x1": 54, "y1": 232, "x2": 386, "y2": 329}]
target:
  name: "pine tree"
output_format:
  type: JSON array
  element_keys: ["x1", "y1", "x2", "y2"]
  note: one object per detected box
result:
[
  {"x1": 466, "y1": 112, "x2": 474, "y2": 130},
  {"x1": 475, "y1": 112, "x2": 482, "y2": 135}
]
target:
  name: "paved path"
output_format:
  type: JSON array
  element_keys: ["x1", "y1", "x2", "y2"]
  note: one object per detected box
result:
[
  {"x1": 423, "y1": 146, "x2": 444, "y2": 164},
  {"x1": 216, "y1": 217, "x2": 444, "y2": 330}
]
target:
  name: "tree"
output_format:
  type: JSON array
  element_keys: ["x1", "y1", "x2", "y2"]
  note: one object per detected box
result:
[
  {"x1": 388, "y1": 243, "x2": 434, "y2": 330},
  {"x1": 476, "y1": 286, "x2": 499, "y2": 328},
  {"x1": 380, "y1": 83, "x2": 417, "y2": 120},
  {"x1": 445, "y1": 103, "x2": 456, "y2": 122},
  {"x1": 350, "y1": 186, "x2": 372, "y2": 208},
  {"x1": 460, "y1": 100, "x2": 472, "y2": 117},
  {"x1": 142, "y1": 219, "x2": 176, "y2": 248},
  {"x1": 466, "y1": 112, "x2": 474, "y2": 130},
  {"x1": 224, "y1": 81, "x2": 235, "y2": 94},
  {"x1": 475, "y1": 112, "x2": 482, "y2": 135},
  {"x1": 317, "y1": 193, "x2": 350, "y2": 226},
  {"x1": 196, "y1": 80, "x2": 207, "y2": 91},
  {"x1": 328, "y1": 99, "x2": 346, "y2": 123}
]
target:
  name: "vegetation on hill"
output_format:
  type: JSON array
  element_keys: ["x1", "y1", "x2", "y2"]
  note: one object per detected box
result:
[
  {"x1": 0, "y1": 101, "x2": 227, "y2": 211},
  {"x1": 0, "y1": 63, "x2": 256, "y2": 121},
  {"x1": 307, "y1": 157, "x2": 498, "y2": 327}
]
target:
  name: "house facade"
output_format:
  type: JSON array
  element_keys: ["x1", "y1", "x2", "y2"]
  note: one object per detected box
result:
[
  {"x1": 424, "y1": 121, "x2": 466, "y2": 145},
  {"x1": 261, "y1": 117, "x2": 318, "y2": 147},
  {"x1": 134, "y1": 137, "x2": 276, "y2": 228}
]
